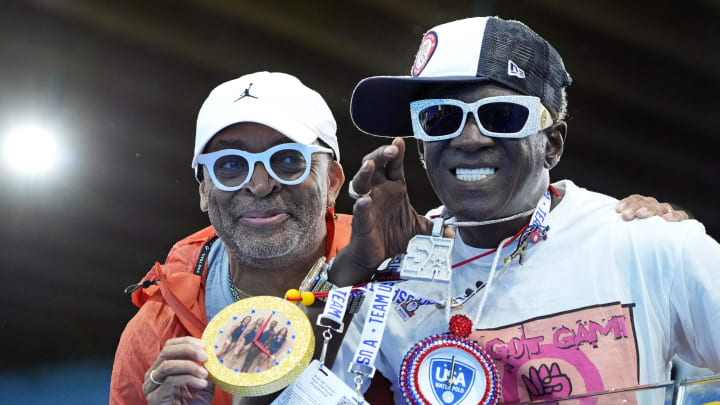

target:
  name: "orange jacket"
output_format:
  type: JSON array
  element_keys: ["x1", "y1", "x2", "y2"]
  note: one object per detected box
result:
[{"x1": 110, "y1": 211, "x2": 352, "y2": 405}]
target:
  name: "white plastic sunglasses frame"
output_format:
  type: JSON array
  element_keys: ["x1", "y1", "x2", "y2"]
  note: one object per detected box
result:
[
  {"x1": 409, "y1": 95, "x2": 553, "y2": 141},
  {"x1": 197, "y1": 143, "x2": 334, "y2": 192}
]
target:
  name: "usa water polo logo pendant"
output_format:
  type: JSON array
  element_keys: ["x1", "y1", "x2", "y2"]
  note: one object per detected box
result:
[{"x1": 399, "y1": 315, "x2": 500, "y2": 405}]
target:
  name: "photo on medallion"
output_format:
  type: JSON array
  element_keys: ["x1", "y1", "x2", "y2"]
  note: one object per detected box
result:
[{"x1": 214, "y1": 309, "x2": 296, "y2": 374}]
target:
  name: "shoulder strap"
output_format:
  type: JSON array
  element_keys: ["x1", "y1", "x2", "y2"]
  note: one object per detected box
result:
[
  {"x1": 194, "y1": 236, "x2": 218, "y2": 276},
  {"x1": 123, "y1": 236, "x2": 218, "y2": 296}
]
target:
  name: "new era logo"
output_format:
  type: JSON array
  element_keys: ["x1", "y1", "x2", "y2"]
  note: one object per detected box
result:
[{"x1": 508, "y1": 60, "x2": 525, "y2": 79}]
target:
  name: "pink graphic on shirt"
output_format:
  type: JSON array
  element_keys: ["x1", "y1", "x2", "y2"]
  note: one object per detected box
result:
[
  {"x1": 522, "y1": 362, "x2": 572, "y2": 399},
  {"x1": 469, "y1": 302, "x2": 639, "y2": 404}
]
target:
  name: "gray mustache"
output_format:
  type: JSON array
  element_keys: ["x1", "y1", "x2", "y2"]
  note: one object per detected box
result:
[{"x1": 231, "y1": 199, "x2": 295, "y2": 214}]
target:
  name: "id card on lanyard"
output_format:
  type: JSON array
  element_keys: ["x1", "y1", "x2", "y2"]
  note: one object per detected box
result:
[{"x1": 271, "y1": 359, "x2": 369, "y2": 405}]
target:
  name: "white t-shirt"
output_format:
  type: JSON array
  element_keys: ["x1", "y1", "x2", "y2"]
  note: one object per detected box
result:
[{"x1": 333, "y1": 180, "x2": 720, "y2": 403}]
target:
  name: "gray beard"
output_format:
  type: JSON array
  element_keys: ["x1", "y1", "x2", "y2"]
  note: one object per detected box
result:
[{"x1": 209, "y1": 190, "x2": 327, "y2": 270}]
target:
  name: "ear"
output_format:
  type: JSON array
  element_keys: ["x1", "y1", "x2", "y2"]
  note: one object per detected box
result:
[
  {"x1": 199, "y1": 179, "x2": 209, "y2": 212},
  {"x1": 544, "y1": 121, "x2": 566, "y2": 169},
  {"x1": 326, "y1": 160, "x2": 345, "y2": 204},
  {"x1": 416, "y1": 140, "x2": 427, "y2": 169}
]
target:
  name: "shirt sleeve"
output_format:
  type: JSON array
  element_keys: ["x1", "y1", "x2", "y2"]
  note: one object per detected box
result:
[
  {"x1": 110, "y1": 308, "x2": 160, "y2": 405},
  {"x1": 668, "y1": 223, "x2": 720, "y2": 371}
]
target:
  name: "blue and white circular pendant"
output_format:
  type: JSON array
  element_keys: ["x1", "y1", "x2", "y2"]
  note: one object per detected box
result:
[{"x1": 399, "y1": 334, "x2": 500, "y2": 405}]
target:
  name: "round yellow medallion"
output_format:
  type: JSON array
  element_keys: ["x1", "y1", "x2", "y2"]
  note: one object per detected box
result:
[{"x1": 202, "y1": 296, "x2": 314, "y2": 396}]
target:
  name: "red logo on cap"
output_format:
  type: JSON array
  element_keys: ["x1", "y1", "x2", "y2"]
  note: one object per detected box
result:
[{"x1": 412, "y1": 31, "x2": 438, "y2": 77}]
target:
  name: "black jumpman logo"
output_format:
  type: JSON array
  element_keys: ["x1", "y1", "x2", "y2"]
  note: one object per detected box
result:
[{"x1": 234, "y1": 83, "x2": 258, "y2": 101}]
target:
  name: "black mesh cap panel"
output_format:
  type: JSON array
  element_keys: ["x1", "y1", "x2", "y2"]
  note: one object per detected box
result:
[{"x1": 478, "y1": 18, "x2": 571, "y2": 117}]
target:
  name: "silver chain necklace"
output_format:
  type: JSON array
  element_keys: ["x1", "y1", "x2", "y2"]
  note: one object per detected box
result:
[{"x1": 444, "y1": 207, "x2": 536, "y2": 227}]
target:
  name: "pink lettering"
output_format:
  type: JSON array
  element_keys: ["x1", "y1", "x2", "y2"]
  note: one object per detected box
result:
[
  {"x1": 588, "y1": 316, "x2": 627, "y2": 340},
  {"x1": 553, "y1": 326, "x2": 575, "y2": 349},
  {"x1": 487, "y1": 338, "x2": 508, "y2": 361},
  {"x1": 551, "y1": 316, "x2": 628, "y2": 350}
]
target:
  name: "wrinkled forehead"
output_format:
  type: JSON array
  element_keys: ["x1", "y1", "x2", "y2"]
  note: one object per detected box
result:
[{"x1": 416, "y1": 81, "x2": 522, "y2": 102}]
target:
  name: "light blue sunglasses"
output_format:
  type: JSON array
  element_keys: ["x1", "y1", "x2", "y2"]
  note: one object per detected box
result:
[{"x1": 197, "y1": 143, "x2": 333, "y2": 191}]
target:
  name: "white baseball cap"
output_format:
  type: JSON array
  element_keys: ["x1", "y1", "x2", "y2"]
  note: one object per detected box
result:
[{"x1": 192, "y1": 71, "x2": 339, "y2": 179}]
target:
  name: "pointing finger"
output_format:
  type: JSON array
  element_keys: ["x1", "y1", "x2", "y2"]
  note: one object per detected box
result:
[{"x1": 384, "y1": 137, "x2": 407, "y2": 182}]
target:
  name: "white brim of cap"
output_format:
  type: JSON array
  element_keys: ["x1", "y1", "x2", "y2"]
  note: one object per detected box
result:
[
  {"x1": 350, "y1": 75, "x2": 498, "y2": 138},
  {"x1": 192, "y1": 102, "x2": 320, "y2": 170}
]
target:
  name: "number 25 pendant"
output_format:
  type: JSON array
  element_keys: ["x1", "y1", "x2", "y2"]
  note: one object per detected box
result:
[{"x1": 400, "y1": 235, "x2": 454, "y2": 283}]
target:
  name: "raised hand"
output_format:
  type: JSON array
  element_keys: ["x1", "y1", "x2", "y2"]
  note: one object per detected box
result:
[{"x1": 330, "y1": 138, "x2": 433, "y2": 287}]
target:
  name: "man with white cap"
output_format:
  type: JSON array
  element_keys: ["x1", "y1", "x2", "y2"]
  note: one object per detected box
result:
[
  {"x1": 110, "y1": 72, "x2": 350, "y2": 405},
  {"x1": 331, "y1": 17, "x2": 720, "y2": 404}
]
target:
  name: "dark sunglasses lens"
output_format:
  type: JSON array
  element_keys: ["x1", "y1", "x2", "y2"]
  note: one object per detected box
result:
[
  {"x1": 419, "y1": 104, "x2": 464, "y2": 137},
  {"x1": 270, "y1": 149, "x2": 307, "y2": 181},
  {"x1": 477, "y1": 102, "x2": 530, "y2": 133},
  {"x1": 214, "y1": 155, "x2": 250, "y2": 187}
]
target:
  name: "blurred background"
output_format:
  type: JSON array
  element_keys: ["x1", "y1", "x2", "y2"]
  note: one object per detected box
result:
[{"x1": 0, "y1": 0, "x2": 718, "y2": 403}]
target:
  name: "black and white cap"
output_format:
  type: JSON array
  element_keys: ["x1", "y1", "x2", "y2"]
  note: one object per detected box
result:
[{"x1": 350, "y1": 16, "x2": 573, "y2": 137}]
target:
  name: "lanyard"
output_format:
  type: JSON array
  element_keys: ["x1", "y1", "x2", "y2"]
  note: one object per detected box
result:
[
  {"x1": 470, "y1": 189, "x2": 552, "y2": 325},
  {"x1": 316, "y1": 286, "x2": 352, "y2": 366},
  {"x1": 389, "y1": 189, "x2": 553, "y2": 317},
  {"x1": 348, "y1": 283, "x2": 396, "y2": 392}
]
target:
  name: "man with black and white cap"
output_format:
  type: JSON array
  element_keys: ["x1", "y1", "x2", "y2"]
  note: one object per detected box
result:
[
  {"x1": 331, "y1": 17, "x2": 720, "y2": 403},
  {"x1": 110, "y1": 72, "x2": 351, "y2": 405}
]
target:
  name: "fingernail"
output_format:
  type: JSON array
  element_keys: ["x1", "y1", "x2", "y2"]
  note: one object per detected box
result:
[
  {"x1": 361, "y1": 161, "x2": 370, "y2": 170},
  {"x1": 356, "y1": 197, "x2": 371, "y2": 207},
  {"x1": 616, "y1": 202, "x2": 626, "y2": 211},
  {"x1": 384, "y1": 146, "x2": 397, "y2": 156},
  {"x1": 197, "y1": 351, "x2": 208, "y2": 362},
  {"x1": 638, "y1": 207, "x2": 649, "y2": 216},
  {"x1": 199, "y1": 367, "x2": 208, "y2": 378}
]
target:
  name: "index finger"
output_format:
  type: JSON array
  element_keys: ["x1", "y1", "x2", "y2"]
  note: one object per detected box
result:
[
  {"x1": 360, "y1": 142, "x2": 402, "y2": 182},
  {"x1": 384, "y1": 137, "x2": 407, "y2": 182},
  {"x1": 350, "y1": 142, "x2": 397, "y2": 196},
  {"x1": 151, "y1": 337, "x2": 208, "y2": 369}
]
